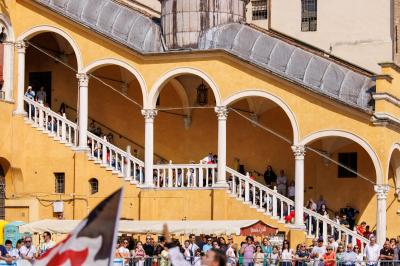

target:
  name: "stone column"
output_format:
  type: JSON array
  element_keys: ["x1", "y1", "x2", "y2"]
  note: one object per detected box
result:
[
  {"x1": 374, "y1": 184, "x2": 389, "y2": 245},
  {"x1": 142, "y1": 109, "x2": 158, "y2": 188},
  {"x1": 292, "y1": 145, "x2": 306, "y2": 228},
  {"x1": 77, "y1": 73, "x2": 89, "y2": 150},
  {"x1": 2, "y1": 41, "x2": 14, "y2": 101},
  {"x1": 214, "y1": 106, "x2": 229, "y2": 188},
  {"x1": 14, "y1": 41, "x2": 27, "y2": 115}
]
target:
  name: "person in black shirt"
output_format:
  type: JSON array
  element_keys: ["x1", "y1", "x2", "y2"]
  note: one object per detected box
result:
[
  {"x1": 380, "y1": 240, "x2": 394, "y2": 266},
  {"x1": 263, "y1": 165, "x2": 277, "y2": 187},
  {"x1": 143, "y1": 235, "x2": 155, "y2": 266}
]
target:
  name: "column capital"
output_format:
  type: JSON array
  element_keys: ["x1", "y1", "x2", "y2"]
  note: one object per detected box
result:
[
  {"x1": 15, "y1": 41, "x2": 27, "y2": 53},
  {"x1": 76, "y1": 73, "x2": 89, "y2": 87},
  {"x1": 141, "y1": 109, "x2": 158, "y2": 120},
  {"x1": 291, "y1": 145, "x2": 306, "y2": 159},
  {"x1": 215, "y1": 106, "x2": 228, "y2": 120},
  {"x1": 374, "y1": 184, "x2": 389, "y2": 200}
]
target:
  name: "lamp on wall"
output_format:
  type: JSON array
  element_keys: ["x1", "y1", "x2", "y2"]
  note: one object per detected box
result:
[{"x1": 196, "y1": 81, "x2": 208, "y2": 106}]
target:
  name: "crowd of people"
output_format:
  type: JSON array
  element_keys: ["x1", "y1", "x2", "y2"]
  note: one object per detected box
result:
[
  {"x1": 113, "y1": 232, "x2": 400, "y2": 266},
  {"x1": 0, "y1": 232, "x2": 55, "y2": 264}
]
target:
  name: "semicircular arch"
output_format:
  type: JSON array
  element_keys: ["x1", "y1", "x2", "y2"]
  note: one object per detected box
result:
[
  {"x1": 148, "y1": 67, "x2": 222, "y2": 109},
  {"x1": 222, "y1": 89, "x2": 300, "y2": 145},
  {"x1": 300, "y1": 130, "x2": 383, "y2": 184},
  {"x1": 17, "y1": 25, "x2": 83, "y2": 71},
  {"x1": 82, "y1": 58, "x2": 148, "y2": 107}
]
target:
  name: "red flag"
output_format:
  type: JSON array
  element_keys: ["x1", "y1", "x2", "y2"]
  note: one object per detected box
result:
[{"x1": 34, "y1": 188, "x2": 123, "y2": 266}]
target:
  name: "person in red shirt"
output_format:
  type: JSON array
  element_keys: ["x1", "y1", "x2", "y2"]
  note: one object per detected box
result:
[{"x1": 323, "y1": 246, "x2": 336, "y2": 266}]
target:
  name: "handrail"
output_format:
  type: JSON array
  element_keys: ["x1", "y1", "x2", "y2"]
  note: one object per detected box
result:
[
  {"x1": 64, "y1": 104, "x2": 167, "y2": 162},
  {"x1": 226, "y1": 167, "x2": 370, "y2": 247}
]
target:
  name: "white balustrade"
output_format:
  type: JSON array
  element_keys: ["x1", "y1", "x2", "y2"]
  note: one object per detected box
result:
[
  {"x1": 23, "y1": 97, "x2": 144, "y2": 183},
  {"x1": 226, "y1": 167, "x2": 369, "y2": 250},
  {"x1": 153, "y1": 162, "x2": 217, "y2": 188}
]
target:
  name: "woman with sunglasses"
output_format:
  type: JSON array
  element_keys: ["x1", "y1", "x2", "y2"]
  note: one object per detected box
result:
[
  {"x1": 354, "y1": 246, "x2": 363, "y2": 266},
  {"x1": 323, "y1": 246, "x2": 336, "y2": 266},
  {"x1": 295, "y1": 243, "x2": 310, "y2": 266}
]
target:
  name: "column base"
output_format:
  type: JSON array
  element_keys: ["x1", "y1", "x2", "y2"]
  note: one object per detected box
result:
[
  {"x1": 13, "y1": 110, "x2": 27, "y2": 116},
  {"x1": 73, "y1": 147, "x2": 90, "y2": 152},
  {"x1": 137, "y1": 183, "x2": 155, "y2": 189},
  {"x1": 286, "y1": 223, "x2": 306, "y2": 230},
  {"x1": 213, "y1": 181, "x2": 229, "y2": 189}
]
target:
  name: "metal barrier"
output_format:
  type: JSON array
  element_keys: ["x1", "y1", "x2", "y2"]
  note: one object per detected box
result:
[{"x1": 112, "y1": 256, "x2": 400, "y2": 266}]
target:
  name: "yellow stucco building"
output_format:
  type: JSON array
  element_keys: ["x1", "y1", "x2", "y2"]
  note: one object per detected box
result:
[{"x1": 0, "y1": 0, "x2": 399, "y2": 246}]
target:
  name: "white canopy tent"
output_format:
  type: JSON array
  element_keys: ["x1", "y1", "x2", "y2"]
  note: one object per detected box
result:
[{"x1": 19, "y1": 220, "x2": 263, "y2": 236}]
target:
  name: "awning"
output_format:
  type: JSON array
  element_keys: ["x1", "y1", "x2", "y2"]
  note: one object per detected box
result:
[{"x1": 19, "y1": 220, "x2": 277, "y2": 236}]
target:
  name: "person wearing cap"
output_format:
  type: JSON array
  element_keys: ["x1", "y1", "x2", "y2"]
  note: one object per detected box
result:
[
  {"x1": 327, "y1": 235, "x2": 339, "y2": 252},
  {"x1": 311, "y1": 237, "x2": 326, "y2": 266}
]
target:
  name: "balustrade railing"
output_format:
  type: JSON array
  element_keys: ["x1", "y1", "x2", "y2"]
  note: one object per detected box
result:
[
  {"x1": 24, "y1": 97, "x2": 144, "y2": 183},
  {"x1": 226, "y1": 167, "x2": 370, "y2": 250},
  {"x1": 153, "y1": 162, "x2": 217, "y2": 188}
]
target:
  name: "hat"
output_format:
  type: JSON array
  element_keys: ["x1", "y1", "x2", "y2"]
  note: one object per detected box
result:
[{"x1": 318, "y1": 237, "x2": 324, "y2": 242}]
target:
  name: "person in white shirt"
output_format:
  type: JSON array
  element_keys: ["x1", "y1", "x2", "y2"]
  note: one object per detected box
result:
[
  {"x1": 38, "y1": 231, "x2": 55, "y2": 256},
  {"x1": 327, "y1": 235, "x2": 338, "y2": 252},
  {"x1": 281, "y1": 240, "x2": 294, "y2": 266},
  {"x1": 4, "y1": 239, "x2": 18, "y2": 260},
  {"x1": 188, "y1": 234, "x2": 199, "y2": 258},
  {"x1": 311, "y1": 238, "x2": 326, "y2": 266},
  {"x1": 363, "y1": 236, "x2": 380, "y2": 265},
  {"x1": 19, "y1": 236, "x2": 37, "y2": 263},
  {"x1": 276, "y1": 170, "x2": 288, "y2": 196}
]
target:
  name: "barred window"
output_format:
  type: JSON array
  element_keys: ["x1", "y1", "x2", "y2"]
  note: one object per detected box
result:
[
  {"x1": 54, "y1": 173, "x2": 65, "y2": 193},
  {"x1": 252, "y1": 0, "x2": 268, "y2": 21},
  {"x1": 89, "y1": 178, "x2": 99, "y2": 195},
  {"x1": 301, "y1": 0, "x2": 317, "y2": 32}
]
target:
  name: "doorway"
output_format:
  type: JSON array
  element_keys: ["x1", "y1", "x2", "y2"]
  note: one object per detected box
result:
[{"x1": 28, "y1": 71, "x2": 52, "y2": 107}]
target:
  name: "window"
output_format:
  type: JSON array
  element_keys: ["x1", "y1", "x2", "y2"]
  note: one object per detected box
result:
[
  {"x1": 252, "y1": 0, "x2": 268, "y2": 21},
  {"x1": 301, "y1": 0, "x2": 317, "y2": 31},
  {"x1": 89, "y1": 178, "x2": 99, "y2": 194},
  {"x1": 338, "y1": 152, "x2": 357, "y2": 178},
  {"x1": 54, "y1": 173, "x2": 65, "y2": 193}
]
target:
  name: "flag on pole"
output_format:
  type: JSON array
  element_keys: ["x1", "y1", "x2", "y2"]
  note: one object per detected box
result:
[{"x1": 34, "y1": 188, "x2": 123, "y2": 266}]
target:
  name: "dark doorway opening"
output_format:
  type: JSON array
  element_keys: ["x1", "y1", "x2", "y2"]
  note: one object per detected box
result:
[{"x1": 28, "y1": 71, "x2": 52, "y2": 107}]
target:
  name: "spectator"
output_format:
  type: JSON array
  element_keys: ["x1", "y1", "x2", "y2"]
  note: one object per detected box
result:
[
  {"x1": 288, "y1": 180, "x2": 295, "y2": 201},
  {"x1": 36, "y1": 86, "x2": 47, "y2": 104},
  {"x1": 19, "y1": 236, "x2": 36, "y2": 264},
  {"x1": 295, "y1": 242, "x2": 310, "y2": 266},
  {"x1": 354, "y1": 246, "x2": 363, "y2": 266},
  {"x1": 218, "y1": 237, "x2": 227, "y2": 253},
  {"x1": 364, "y1": 236, "x2": 380, "y2": 266},
  {"x1": 327, "y1": 235, "x2": 338, "y2": 252},
  {"x1": 58, "y1": 102, "x2": 66, "y2": 116},
  {"x1": 25, "y1": 86, "x2": 35, "y2": 100},
  {"x1": 203, "y1": 237, "x2": 213, "y2": 253},
  {"x1": 390, "y1": 238, "x2": 397, "y2": 249},
  {"x1": 281, "y1": 240, "x2": 294, "y2": 266},
  {"x1": 143, "y1": 235, "x2": 155, "y2": 266},
  {"x1": 340, "y1": 214, "x2": 350, "y2": 229},
  {"x1": 323, "y1": 246, "x2": 336, "y2": 266},
  {"x1": 212, "y1": 240, "x2": 220, "y2": 250},
  {"x1": 318, "y1": 204, "x2": 328, "y2": 217},
  {"x1": 317, "y1": 195, "x2": 327, "y2": 211},
  {"x1": 132, "y1": 241, "x2": 145, "y2": 265},
  {"x1": 363, "y1": 226, "x2": 373, "y2": 239},
  {"x1": 4, "y1": 240, "x2": 17, "y2": 260},
  {"x1": 276, "y1": 170, "x2": 288, "y2": 195},
  {"x1": 270, "y1": 246, "x2": 280, "y2": 266},
  {"x1": 188, "y1": 234, "x2": 199, "y2": 257},
  {"x1": 253, "y1": 245, "x2": 264, "y2": 266},
  {"x1": 263, "y1": 165, "x2": 277, "y2": 187},
  {"x1": 311, "y1": 237, "x2": 326, "y2": 266},
  {"x1": 240, "y1": 236, "x2": 256, "y2": 266},
  {"x1": 356, "y1": 222, "x2": 367, "y2": 250},
  {"x1": 261, "y1": 237, "x2": 272, "y2": 263},
  {"x1": 226, "y1": 241, "x2": 236, "y2": 266},
  {"x1": 38, "y1": 231, "x2": 55, "y2": 257},
  {"x1": 394, "y1": 240, "x2": 400, "y2": 263},
  {"x1": 115, "y1": 238, "x2": 130, "y2": 264},
  {"x1": 154, "y1": 236, "x2": 166, "y2": 256},
  {"x1": 343, "y1": 205, "x2": 359, "y2": 230},
  {"x1": 379, "y1": 240, "x2": 394, "y2": 266},
  {"x1": 336, "y1": 245, "x2": 345, "y2": 265},
  {"x1": 183, "y1": 240, "x2": 192, "y2": 262},
  {"x1": 342, "y1": 244, "x2": 357, "y2": 266},
  {"x1": 159, "y1": 246, "x2": 169, "y2": 266}
]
